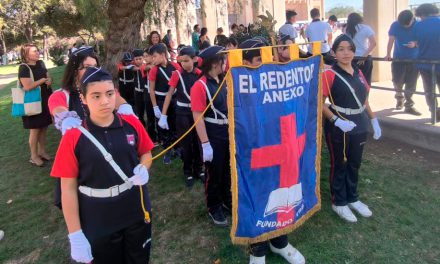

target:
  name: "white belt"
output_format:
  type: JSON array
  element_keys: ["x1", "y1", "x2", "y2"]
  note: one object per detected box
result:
[
  {"x1": 177, "y1": 101, "x2": 191, "y2": 108},
  {"x1": 205, "y1": 117, "x2": 228, "y2": 125},
  {"x1": 155, "y1": 91, "x2": 167, "y2": 96},
  {"x1": 331, "y1": 104, "x2": 365, "y2": 115},
  {"x1": 119, "y1": 78, "x2": 134, "y2": 83},
  {"x1": 135, "y1": 87, "x2": 143, "y2": 92},
  {"x1": 79, "y1": 181, "x2": 133, "y2": 198}
]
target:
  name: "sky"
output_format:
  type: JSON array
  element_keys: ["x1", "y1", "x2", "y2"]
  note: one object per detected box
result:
[{"x1": 325, "y1": 0, "x2": 440, "y2": 11}]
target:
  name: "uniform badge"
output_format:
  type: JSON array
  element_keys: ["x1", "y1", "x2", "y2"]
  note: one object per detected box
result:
[{"x1": 127, "y1": 134, "x2": 135, "y2": 146}]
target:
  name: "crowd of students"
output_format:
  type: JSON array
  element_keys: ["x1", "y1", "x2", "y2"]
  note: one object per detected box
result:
[{"x1": 13, "y1": 3, "x2": 439, "y2": 264}]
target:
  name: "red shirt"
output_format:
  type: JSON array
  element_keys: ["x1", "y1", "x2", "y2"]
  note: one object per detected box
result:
[
  {"x1": 321, "y1": 68, "x2": 370, "y2": 97},
  {"x1": 190, "y1": 76, "x2": 208, "y2": 112},
  {"x1": 168, "y1": 68, "x2": 202, "y2": 88},
  {"x1": 51, "y1": 114, "x2": 153, "y2": 179},
  {"x1": 148, "y1": 61, "x2": 181, "y2": 81}
]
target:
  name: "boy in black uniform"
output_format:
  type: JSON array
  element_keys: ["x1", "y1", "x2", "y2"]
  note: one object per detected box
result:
[
  {"x1": 161, "y1": 46, "x2": 203, "y2": 187},
  {"x1": 51, "y1": 67, "x2": 154, "y2": 263},
  {"x1": 118, "y1": 52, "x2": 135, "y2": 108},
  {"x1": 132, "y1": 49, "x2": 147, "y2": 126},
  {"x1": 148, "y1": 44, "x2": 182, "y2": 164},
  {"x1": 142, "y1": 49, "x2": 158, "y2": 143},
  {"x1": 239, "y1": 38, "x2": 305, "y2": 264}
]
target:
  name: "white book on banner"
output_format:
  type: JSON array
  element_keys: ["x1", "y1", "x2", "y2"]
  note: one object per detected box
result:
[{"x1": 264, "y1": 183, "x2": 303, "y2": 217}]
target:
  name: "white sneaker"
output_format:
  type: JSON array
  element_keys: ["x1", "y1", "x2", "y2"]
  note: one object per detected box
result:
[
  {"x1": 332, "y1": 205, "x2": 357, "y2": 223},
  {"x1": 0, "y1": 230, "x2": 4, "y2": 241},
  {"x1": 249, "y1": 255, "x2": 265, "y2": 264},
  {"x1": 349, "y1": 201, "x2": 372, "y2": 218},
  {"x1": 269, "y1": 243, "x2": 305, "y2": 264}
]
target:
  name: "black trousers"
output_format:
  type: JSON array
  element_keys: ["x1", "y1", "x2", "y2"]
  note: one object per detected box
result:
[
  {"x1": 324, "y1": 121, "x2": 367, "y2": 206},
  {"x1": 249, "y1": 235, "x2": 288, "y2": 257},
  {"x1": 205, "y1": 136, "x2": 231, "y2": 211},
  {"x1": 156, "y1": 99, "x2": 176, "y2": 149},
  {"x1": 392, "y1": 61, "x2": 419, "y2": 108},
  {"x1": 134, "y1": 91, "x2": 146, "y2": 126},
  {"x1": 144, "y1": 93, "x2": 157, "y2": 142},
  {"x1": 353, "y1": 56, "x2": 373, "y2": 85},
  {"x1": 176, "y1": 112, "x2": 202, "y2": 176},
  {"x1": 118, "y1": 82, "x2": 135, "y2": 108},
  {"x1": 419, "y1": 70, "x2": 440, "y2": 112},
  {"x1": 91, "y1": 221, "x2": 151, "y2": 264}
]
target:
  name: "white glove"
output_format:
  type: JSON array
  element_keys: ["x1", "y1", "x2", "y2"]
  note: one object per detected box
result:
[
  {"x1": 153, "y1": 106, "x2": 161, "y2": 119},
  {"x1": 68, "y1": 230, "x2": 93, "y2": 263},
  {"x1": 117, "y1": 103, "x2": 137, "y2": 117},
  {"x1": 54, "y1": 111, "x2": 82, "y2": 135},
  {"x1": 202, "y1": 142, "x2": 214, "y2": 162},
  {"x1": 62, "y1": 116, "x2": 82, "y2": 135},
  {"x1": 370, "y1": 118, "x2": 382, "y2": 140},
  {"x1": 158, "y1": 115, "x2": 169, "y2": 130},
  {"x1": 129, "y1": 164, "x2": 149, "y2": 185},
  {"x1": 334, "y1": 118, "x2": 357, "y2": 133}
]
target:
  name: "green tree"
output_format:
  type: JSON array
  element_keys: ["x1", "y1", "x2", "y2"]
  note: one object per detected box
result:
[
  {"x1": 326, "y1": 6, "x2": 362, "y2": 19},
  {"x1": 0, "y1": 0, "x2": 50, "y2": 43}
]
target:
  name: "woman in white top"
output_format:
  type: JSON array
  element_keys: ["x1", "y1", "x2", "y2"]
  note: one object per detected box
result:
[{"x1": 345, "y1": 13, "x2": 377, "y2": 85}]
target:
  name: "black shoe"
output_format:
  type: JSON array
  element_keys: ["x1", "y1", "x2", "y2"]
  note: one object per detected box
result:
[
  {"x1": 185, "y1": 175, "x2": 194, "y2": 187},
  {"x1": 404, "y1": 107, "x2": 422, "y2": 116},
  {"x1": 199, "y1": 172, "x2": 206, "y2": 183},
  {"x1": 396, "y1": 100, "x2": 404, "y2": 110},
  {"x1": 209, "y1": 207, "x2": 228, "y2": 227}
]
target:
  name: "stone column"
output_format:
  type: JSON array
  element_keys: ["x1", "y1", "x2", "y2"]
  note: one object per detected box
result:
[
  {"x1": 175, "y1": 0, "x2": 197, "y2": 45},
  {"x1": 363, "y1": 0, "x2": 409, "y2": 82},
  {"x1": 201, "y1": 0, "x2": 229, "y2": 41}
]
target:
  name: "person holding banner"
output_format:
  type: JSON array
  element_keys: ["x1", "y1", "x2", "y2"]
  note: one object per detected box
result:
[
  {"x1": 322, "y1": 34, "x2": 382, "y2": 223},
  {"x1": 191, "y1": 45, "x2": 231, "y2": 227},
  {"x1": 239, "y1": 38, "x2": 306, "y2": 264},
  {"x1": 51, "y1": 67, "x2": 154, "y2": 263}
]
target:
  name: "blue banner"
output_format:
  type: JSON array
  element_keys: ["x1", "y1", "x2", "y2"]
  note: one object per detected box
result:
[{"x1": 228, "y1": 56, "x2": 322, "y2": 244}]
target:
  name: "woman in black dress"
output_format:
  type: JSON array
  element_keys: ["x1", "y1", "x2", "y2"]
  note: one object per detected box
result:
[{"x1": 18, "y1": 43, "x2": 52, "y2": 167}]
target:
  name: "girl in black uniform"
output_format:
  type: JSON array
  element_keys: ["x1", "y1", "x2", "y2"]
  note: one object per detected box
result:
[
  {"x1": 190, "y1": 46, "x2": 231, "y2": 226},
  {"x1": 322, "y1": 34, "x2": 381, "y2": 223},
  {"x1": 51, "y1": 67, "x2": 154, "y2": 263}
]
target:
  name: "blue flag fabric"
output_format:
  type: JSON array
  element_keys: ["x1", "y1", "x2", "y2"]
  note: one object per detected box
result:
[{"x1": 228, "y1": 55, "x2": 322, "y2": 244}]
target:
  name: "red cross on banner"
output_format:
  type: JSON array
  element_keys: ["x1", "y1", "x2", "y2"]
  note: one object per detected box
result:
[{"x1": 250, "y1": 113, "x2": 306, "y2": 225}]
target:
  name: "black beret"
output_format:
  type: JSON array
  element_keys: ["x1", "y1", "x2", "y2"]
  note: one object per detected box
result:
[
  {"x1": 198, "y1": 45, "x2": 225, "y2": 60},
  {"x1": 132, "y1": 49, "x2": 144, "y2": 57},
  {"x1": 238, "y1": 38, "x2": 266, "y2": 49},
  {"x1": 70, "y1": 46, "x2": 94, "y2": 58},
  {"x1": 81, "y1": 67, "x2": 113, "y2": 86},
  {"x1": 122, "y1": 52, "x2": 133, "y2": 62},
  {"x1": 179, "y1": 46, "x2": 196, "y2": 57}
]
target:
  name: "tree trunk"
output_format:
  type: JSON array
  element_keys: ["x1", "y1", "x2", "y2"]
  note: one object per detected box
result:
[
  {"x1": 104, "y1": 0, "x2": 147, "y2": 83},
  {"x1": 173, "y1": 0, "x2": 181, "y2": 45},
  {"x1": 0, "y1": 30, "x2": 6, "y2": 54}
]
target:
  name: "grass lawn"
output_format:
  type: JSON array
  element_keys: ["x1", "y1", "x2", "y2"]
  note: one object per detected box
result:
[
  {"x1": 0, "y1": 60, "x2": 57, "y2": 76},
  {"x1": 0, "y1": 66, "x2": 439, "y2": 263}
]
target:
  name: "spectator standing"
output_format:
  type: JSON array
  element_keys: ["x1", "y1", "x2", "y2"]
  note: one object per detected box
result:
[
  {"x1": 230, "y1": 23, "x2": 239, "y2": 35},
  {"x1": 413, "y1": 3, "x2": 440, "y2": 121},
  {"x1": 18, "y1": 43, "x2": 53, "y2": 167},
  {"x1": 198, "y1": 27, "x2": 210, "y2": 50},
  {"x1": 328, "y1": 15, "x2": 338, "y2": 38},
  {"x1": 192, "y1": 24, "x2": 201, "y2": 52},
  {"x1": 279, "y1": 10, "x2": 298, "y2": 42},
  {"x1": 385, "y1": 10, "x2": 421, "y2": 115},
  {"x1": 306, "y1": 8, "x2": 333, "y2": 56},
  {"x1": 148, "y1": 31, "x2": 162, "y2": 48},
  {"x1": 346, "y1": 13, "x2": 377, "y2": 85},
  {"x1": 214, "y1": 27, "x2": 228, "y2": 47}
]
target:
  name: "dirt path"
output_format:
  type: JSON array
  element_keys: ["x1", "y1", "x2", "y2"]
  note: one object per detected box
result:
[{"x1": 0, "y1": 73, "x2": 17, "y2": 90}]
